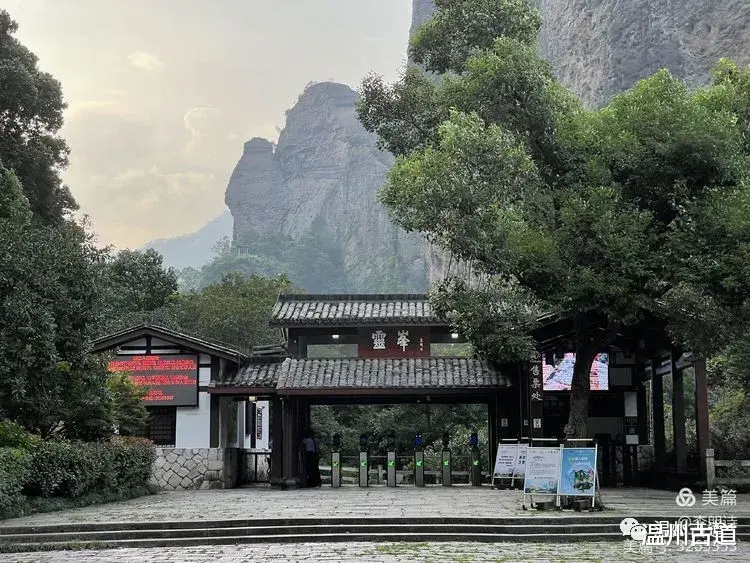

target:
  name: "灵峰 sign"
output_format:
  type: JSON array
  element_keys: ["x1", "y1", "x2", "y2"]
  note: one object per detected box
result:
[
  {"x1": 107, "y1": 354, "x2": 199, "y2": 406},
  {"x1": 558, "y1": 447, "x2": 597, "y2": 497},
  {"x1": 358, "y1": 327, "x2": 430, "y2": 358}
]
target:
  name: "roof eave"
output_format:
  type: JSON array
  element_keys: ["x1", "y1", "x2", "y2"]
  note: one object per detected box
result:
[{"x1": 91, "y1": 324, "x2": 247, "y2": 363}]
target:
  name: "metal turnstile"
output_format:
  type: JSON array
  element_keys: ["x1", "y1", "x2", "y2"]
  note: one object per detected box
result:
[
  {"x1": 470, "y1": 445, "x2": 482, "y2": 486},
  {"x1": 441, "y1": 449, "x2": 451, "y2": 486},
  {"x1": 415, "y1": 449, "x2": 425, "y2": 487},
  {"x1": 331, "y1": 450, "x2": 341, "y2": 488},
  {"x1": 359, "y1": 434, "x2": 369, "y2": 487},
  {"x1": 387, "y1": 450, "x2": 397, "y2": 487}
]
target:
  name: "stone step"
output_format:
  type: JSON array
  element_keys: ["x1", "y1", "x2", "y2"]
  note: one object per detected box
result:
[
  {"x1": 4, "y1": 515, "x2": 743, "y2": 535},
  {"x1": 1, "y1": 517, "x2": 747, "y2": 552},
  {"x1": 3, "y1": 530, "x2": 750, "y2": 552},
  {"x1": 0, "y1": 522, "x2": 634, "y2": 543}
]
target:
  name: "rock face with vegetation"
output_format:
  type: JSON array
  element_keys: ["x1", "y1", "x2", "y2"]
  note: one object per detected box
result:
[
  {"x1": 224, "y1": 82, "x2": 428, "y2": 293},
  {"x1": 536, "y1": 0, "x2": 750, "y2": 106},
  {"x1": 414, "y1": 1, "x2": 750, "y2": 107}
]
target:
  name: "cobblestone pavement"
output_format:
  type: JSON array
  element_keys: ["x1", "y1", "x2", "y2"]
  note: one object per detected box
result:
[
  {"x1": 3, "y1": 541, "x2": 748, "y2": 562},
  {"x1": 2, "y1": 486, "x2": 747, "y2": 526}
]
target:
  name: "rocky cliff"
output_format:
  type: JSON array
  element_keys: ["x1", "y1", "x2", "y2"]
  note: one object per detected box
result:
[
  {"x1": 537, "y1": 0, "x2": 750, "y2": 106},
  {"x1": 225, "y1": 82, "x2": 428, "y2": 293},
  {"x1": 413, "y1": 0, "x2": 750, "y2": 106}
]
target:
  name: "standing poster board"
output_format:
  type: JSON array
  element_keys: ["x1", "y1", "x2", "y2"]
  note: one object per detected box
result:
[
  {"x1": 522, "y1": 447, "x2": 561, "y2": 508},
  {"x1": 492, "y1": 443, "x2": 528, "y2": 488},
  {"x1": 493, "y1": 444, "x2": 517, "y2": 479},
  {"x1": 558, "y1": 448, "x2": 597, "y2": 497}
]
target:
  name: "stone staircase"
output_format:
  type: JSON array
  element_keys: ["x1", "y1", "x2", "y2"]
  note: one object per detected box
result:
[{"x1": 1, "y1": 516, "x2": 748, "y2": 552}]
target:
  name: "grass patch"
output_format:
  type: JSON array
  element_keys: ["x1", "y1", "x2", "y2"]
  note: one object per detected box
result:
[
  {"x1": 0, "y1": 540, "x2": 121, "y2": 554},
  {"x1": 0, "y1": 484, "x2": 158, "y2": 521}
]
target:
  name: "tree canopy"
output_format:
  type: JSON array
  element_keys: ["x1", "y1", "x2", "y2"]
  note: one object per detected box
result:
[
  {"x1": 358, "y1": 0, "x2": 750, "y2": 437},
  {"x1": 0, "y1": 10, "x2": 74, "y2": 224}
]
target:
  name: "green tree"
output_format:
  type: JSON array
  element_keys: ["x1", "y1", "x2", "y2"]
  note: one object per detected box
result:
[
  {"x1": 169, "y1": 273, "x2": 293, "y2": 352},
  {"x1": 0, "y1": 166, "x2": 106, "y2": 437},
  {"x1": 358, "y1": 0, "x2": 750, "y2": 437},
  {"x1": 0, "y1": 10, "x2": 75, "y2": 224},
  {"x1": 107, "y1": 372, "x2": 149, "y2": 437},
  {"x1": 97, "y1": 248, "x2": 178, "y2": 332}
]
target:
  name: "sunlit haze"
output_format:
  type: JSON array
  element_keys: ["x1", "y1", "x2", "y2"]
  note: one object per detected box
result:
[{"x1": 5, "y1": 0, "x2": 412, "y2": 248}]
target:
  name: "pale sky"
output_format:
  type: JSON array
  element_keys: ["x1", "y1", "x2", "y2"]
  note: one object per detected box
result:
[{"x1": 5, "y1": 0, "x2": 413, "y2": 249}]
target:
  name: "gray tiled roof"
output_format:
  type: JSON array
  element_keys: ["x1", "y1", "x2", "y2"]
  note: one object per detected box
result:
[
  {"x1": 275, "y1": 358, "x2": 509, "y2": 391},
  {"x1": 270, "y1": 293, "x2": 446, "y2": 326},
  {"x1": 217, "y1": 359, "x2": 286, "y2": 389}
]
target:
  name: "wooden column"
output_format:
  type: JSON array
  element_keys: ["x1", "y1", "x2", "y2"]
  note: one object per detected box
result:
[
  {"x1": 488, "y1": 395, "x2": 498, "y2": 469},
  {"x1": 694, "y1": 357, "x2": 711, "y2": 482},
  {"x1": 269, "y1": 397, "x2": 283, "y2": 485},
  {"x1": 636, "y1": 354, "x2": 649, "y2": 445},
  {"x1": 651, "y1": 358, "x2": 666, "y2": 471},
  {"x1": 281, "y1": 397, "x2": 300, "y2": 486},
  {"x1": 671, "y1": 351, "x2": 688, "y2": 474}
]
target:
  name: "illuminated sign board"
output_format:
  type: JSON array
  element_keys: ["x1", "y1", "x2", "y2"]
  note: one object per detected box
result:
[{"x1": 107, "y1": 355, "x2": 199, "y2": 406}]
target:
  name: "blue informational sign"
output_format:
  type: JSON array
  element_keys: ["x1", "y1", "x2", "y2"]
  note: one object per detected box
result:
[{"x1": 558, "y1": 448, "x2": 597, "y2": 497}]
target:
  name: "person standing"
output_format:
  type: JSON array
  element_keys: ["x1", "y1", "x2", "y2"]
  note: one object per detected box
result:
[{"x1": 302, "y1": 432, "x2": 322, "y2": 487}]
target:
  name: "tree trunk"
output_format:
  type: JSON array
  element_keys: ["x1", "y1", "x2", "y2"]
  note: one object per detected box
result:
[{"x1": 565, "y1": 314, "x2": 602, "y2": 439}]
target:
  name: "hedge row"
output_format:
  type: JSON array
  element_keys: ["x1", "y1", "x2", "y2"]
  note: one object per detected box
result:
[{"x1": 0, "y1": 437, "x2": 156, "y2": 519}]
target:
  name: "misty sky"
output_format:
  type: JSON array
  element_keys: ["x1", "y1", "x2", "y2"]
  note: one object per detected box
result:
[{"x1": 5, "y1": 0, "x2": 413, "y2": 249}]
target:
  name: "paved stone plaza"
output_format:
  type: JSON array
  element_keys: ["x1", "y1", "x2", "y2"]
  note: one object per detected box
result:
[
  {"x1": 2, "y1": 541, "x2": 749, "y2": 562},
  {"x1": 2, "y1": 486, "x2": 747, "y2": 561},
  {"x1": 1, "y1": 485, "x2": 748, "y2": 526}
]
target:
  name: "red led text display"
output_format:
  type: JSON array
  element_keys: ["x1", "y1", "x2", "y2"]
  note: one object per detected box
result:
[{"x1": 107, "y1": 355, "x2": 199, "y2": 407}]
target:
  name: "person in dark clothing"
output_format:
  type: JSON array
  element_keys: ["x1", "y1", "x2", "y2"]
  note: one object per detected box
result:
[{"x1": 302, "y1": 432, "x2": 322, "y2": 487}]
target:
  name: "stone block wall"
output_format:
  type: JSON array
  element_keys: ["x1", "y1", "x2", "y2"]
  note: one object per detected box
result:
[{"x1": 151, "y1": 447, "x2": 240, "y2": 490}]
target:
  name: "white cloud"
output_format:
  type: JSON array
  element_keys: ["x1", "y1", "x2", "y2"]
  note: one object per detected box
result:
[{"x1": 127, "y1": 51, "x2": 164, "y2": 71}]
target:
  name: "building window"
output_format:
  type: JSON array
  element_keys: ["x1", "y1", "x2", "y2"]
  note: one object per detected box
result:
[{"x1": 145, "y1": 407, "x2": 176, "y2": 446}]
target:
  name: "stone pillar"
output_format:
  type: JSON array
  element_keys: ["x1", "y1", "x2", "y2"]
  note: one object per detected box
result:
[
  {"x1": 671, "y1": 351, "x2": 687, "y2": 474},
  {"x1": 694, "y1": 357, "x2": 711, "y2": 483},
  {"x1": 651, "y1": 358, "x2": 666, "y2": 472}
]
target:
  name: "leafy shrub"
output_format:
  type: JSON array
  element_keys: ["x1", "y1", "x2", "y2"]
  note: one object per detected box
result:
[
  {"x1": 0, "y1": 448, "x2": 30, "y2": 515},
  {"x1": 109, "y1": 437, "x2": 156, "y2": 490},
  {"x1": 0, "y1": 420, "x2": 40, "y2": 449},
  {"x1": 24, "y1": 438, "x2": 156, "y2": 499}
]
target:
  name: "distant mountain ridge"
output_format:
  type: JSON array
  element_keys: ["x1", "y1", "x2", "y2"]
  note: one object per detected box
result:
[{"x1": 141, "y1": 210, "x2": 231, "y2": 270}]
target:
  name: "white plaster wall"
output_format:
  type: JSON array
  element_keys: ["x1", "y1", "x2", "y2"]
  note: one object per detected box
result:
[{"x1": 176, "y1": 391, "x2": 211, "y2": 448}]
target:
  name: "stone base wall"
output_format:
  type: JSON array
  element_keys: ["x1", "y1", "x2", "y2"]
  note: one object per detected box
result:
[
  {"x1": 151, "y1": 447, "x2": 240, "y2": 490},
  {"x1": 637, "y1": 445, "x2": 655, "y2": 472}
]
